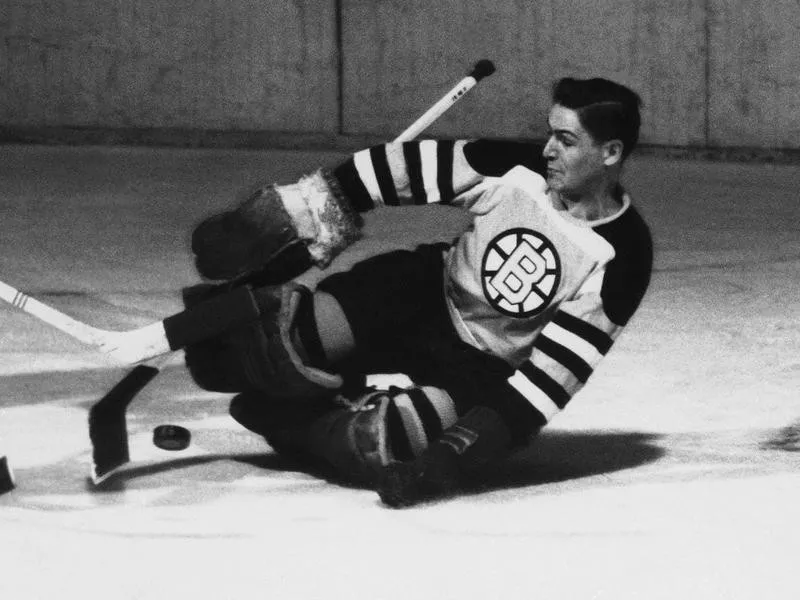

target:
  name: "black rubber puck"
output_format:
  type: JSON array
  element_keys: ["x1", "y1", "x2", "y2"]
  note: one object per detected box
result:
[
  {"x1": 152, "y1": 425, "x2": 191, "y2": 451},
  {"x1": 0, "y1": 456, "x2": 16, "y2": 494}
]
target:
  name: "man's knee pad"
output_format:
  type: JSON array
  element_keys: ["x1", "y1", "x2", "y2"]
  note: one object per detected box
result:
[
  {"x1": 184, "y1": 282, "x2": 342, "y2": 400},
  {"x1": 382, "y1": 385, "x2": 459, "y2": 461}
]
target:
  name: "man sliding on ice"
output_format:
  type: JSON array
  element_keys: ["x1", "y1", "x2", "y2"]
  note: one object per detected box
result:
[{"x1": 184, "y1": 77, "x2": 653, "y2": 507}]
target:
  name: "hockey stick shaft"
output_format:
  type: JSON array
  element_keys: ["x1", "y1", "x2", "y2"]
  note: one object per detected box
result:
[
  {"x1": 394, "y1": 59, "x2": 495, "y2": 142},
  {"x1": 0, "y1": 281, "x2": 108, "y2": 346}
]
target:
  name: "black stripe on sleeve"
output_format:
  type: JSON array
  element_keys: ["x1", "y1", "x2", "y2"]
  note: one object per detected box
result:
[
  {"x1": 369, "y1": 146, "x2": 400, "y2": 206},
  {"x1": 437, "y1": 140, "x2": 455, "y2": 203},
  {"x1": 332, "y1": 159, "x2": 376, "y2": 212},
  {"x1": 534, "y1": 335, "x2": 593, "y2": 383},
  {"x1": 552, "y1": 311, "x2": 613, "y2": 354},
  {"x1": 463, "y1": 140, "x2": 547, "y2": 176},
  {"x1": 518, "y1": 362, "x2": 571, "y2": 409},
  {"x1": 403, "y1": 143, "x2": 427, "y2": 205},
  {"x1": 407, "y1": 387, "x2": 444, "y2": 441}
]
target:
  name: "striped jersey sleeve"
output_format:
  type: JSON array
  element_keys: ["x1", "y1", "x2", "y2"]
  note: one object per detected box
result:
[
  {"x1": 506, "y1": 300, "x2": 619, "y2": 426},
  {"x1": 332, "y1": 139, "x2": 547, "y2": 211},
  {"x1": 500, "y1": 206, "x2": 652, "y2": 438}
]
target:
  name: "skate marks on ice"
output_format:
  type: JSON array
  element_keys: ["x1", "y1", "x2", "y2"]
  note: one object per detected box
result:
[{"x1": 761, "y1": 418, "x2": 800, "y2": 452}]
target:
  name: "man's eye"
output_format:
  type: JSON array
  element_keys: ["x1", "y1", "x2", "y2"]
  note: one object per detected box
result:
[{"x1": 554, "y1": 135, "x2": 572, "y2": 147}]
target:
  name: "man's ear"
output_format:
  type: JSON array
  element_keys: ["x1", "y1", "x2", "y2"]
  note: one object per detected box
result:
[{"x1": 603, "y1": 140, "x2": 624, "y2": 167}]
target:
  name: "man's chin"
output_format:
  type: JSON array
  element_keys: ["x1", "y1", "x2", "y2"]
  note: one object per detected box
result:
[{"x1": 546, "y1": 176, "x2": 563, "y2": 192}]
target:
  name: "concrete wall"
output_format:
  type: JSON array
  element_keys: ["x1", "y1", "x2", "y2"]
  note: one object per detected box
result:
[
  {"x1": 0, "y1": 0, "x2": 797, "y2": 150},
  {"x1": 708, "y1": 0, "x2": 800, "y2": 148},
  {"x1": 0, "y1": 0, "x2": 338, "y2": 132},
  {"x1": 341, "y1": 0, "x2": 707, "y2": 147}
]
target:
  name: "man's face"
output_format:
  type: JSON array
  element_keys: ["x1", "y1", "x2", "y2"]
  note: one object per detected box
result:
[{"x1": 542, "y1": 104, "x2": 607, "y2": 197}]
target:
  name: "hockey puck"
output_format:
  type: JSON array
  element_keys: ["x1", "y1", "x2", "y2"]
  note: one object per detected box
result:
[
  {"x1": 152, "y1": 425, "x2": 191, "y2": 451},
  {"x1": 0, "y1": 456, "x2": 16, "y2": 495}
]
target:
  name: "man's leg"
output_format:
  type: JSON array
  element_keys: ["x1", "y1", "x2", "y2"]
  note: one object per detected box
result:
[
  {"x1": 230, "y1": 384, "x2": 460, "y2": 487},
  {"x1": 211, "y1": 244, "x2": 459, "y2": 484},
  {"x1": 186, "y1": 244, "x2": 448, "y2": 396}
]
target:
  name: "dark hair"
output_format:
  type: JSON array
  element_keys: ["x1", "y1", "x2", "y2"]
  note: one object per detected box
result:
[{"x1": 552, "y1": 77, "x2": 642, "y2": 160}]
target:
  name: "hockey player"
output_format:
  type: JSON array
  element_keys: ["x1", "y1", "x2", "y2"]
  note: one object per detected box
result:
[{"x1": 186, "y1": 77, "x2": 653, "y2": 507}]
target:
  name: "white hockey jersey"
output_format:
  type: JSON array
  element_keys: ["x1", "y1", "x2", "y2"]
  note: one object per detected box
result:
[{"x1": 332, "y1": 139, "x2": 652, "y2": 428}]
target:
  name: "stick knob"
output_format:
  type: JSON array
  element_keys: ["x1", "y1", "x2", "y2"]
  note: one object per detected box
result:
[{"x1": 469, "y1": 59, "x2": 496, "y2": 81}]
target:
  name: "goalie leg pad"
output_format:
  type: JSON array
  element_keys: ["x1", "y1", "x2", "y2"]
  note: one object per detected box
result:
[{"x1": 183, "y1": 283, "x2": 343, "y2": 399}]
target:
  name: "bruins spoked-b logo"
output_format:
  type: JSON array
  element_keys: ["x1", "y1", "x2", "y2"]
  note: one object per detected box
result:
[{"x1": 481, "y1": 228, "x2": 561, "y2": 317}]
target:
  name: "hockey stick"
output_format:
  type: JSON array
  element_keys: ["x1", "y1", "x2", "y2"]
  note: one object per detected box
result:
[{"x1": 0, "y1": 60, "x2": 494, "y2": 484}]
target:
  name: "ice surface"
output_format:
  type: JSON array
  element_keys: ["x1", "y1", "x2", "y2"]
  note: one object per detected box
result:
[{"x1": 1, "y1": 145, "x2": 798, "y2": 599}]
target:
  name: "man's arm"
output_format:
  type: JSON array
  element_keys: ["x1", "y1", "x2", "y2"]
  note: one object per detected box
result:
[
  {"x1": 333, "y1": 139, "x2": 547, "y2": 210},
  {"x1": 192, "y1": 139, "x2": 545, "y2": 282}
]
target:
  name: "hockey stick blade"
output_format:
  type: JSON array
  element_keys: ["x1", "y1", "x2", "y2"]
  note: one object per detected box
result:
[{"x1": 89, "y1": 363, "x2": 162, "y2": 484}]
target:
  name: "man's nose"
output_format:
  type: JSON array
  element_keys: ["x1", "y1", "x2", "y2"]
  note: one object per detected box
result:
[{"x1": 542, "y1": 137, "x2": 556, "y2": 159}]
